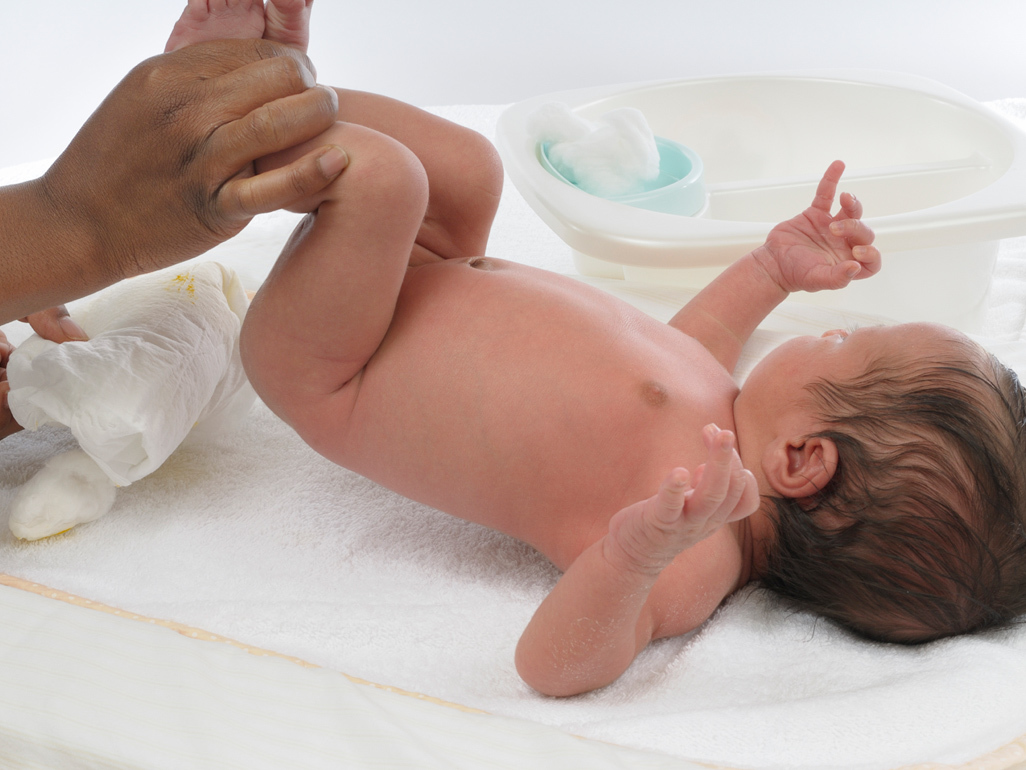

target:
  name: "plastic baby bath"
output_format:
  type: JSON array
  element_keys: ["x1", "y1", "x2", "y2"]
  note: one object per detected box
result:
[{"x1": 497, "y1": 69, "x2": 1026, "y2": 330}]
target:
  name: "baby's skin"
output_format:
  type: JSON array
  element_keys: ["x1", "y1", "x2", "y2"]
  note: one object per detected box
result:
[
  {"x1": 165, "y1": 0, "x2": 313, "y2": 53},
  {"x1": 242, "y1": 133, "x2": 884, "y2": 697},
  {"x1": 166, "y1": 0, "x2": 924, "y2": 697}
]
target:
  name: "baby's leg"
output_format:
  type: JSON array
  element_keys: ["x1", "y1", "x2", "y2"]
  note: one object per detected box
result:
[
  {"x1": 165, "y1": 0, "x2": 312, "y2": 53},
  {"x1": 264, "y1": 0, "x2": 314, "y2": 51},
  {"x1": 240, "y1": 122, "x2": 428, "y2": 449},
  {"x1": 333, "y1": 89, "x2": 504, "y2": 264},
  {"x1": 165, "y1": 0, "x2": 265, "y2": 52}
]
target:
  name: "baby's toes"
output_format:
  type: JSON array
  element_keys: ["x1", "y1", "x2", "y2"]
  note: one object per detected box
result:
[
  {"x1": 264, "y1": 0, "x2": 313, "y2": 51},
  {"x1": 165, "y1": 0, "x2": 266, "y2": 52}
]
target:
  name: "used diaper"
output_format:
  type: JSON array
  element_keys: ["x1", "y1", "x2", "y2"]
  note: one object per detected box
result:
[{"x1": 7, "y1": 262, "x2": 254, "y2": 490}]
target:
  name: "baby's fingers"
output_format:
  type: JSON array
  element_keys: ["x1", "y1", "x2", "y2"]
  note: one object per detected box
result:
[
  {"x1": 810, "y1": 160, "x2": 845, "y2": 213},
  {"x1": 650, "y1": 467, "x2": 691, "y2": 525},
  {"x1": 696, "y1": 425, "x2": 759, "y2": 522},
  {"x1": 851, "y1": 244, "x2": 881, "y2": 277},
  {"x1": 689, "y1": 427, "x2": 746, "y2": 521},
  {"x1": 836, "y1": 191, "x2": 862, "y2": 220},
  {"x1": 828, "y1": 216, "x2": 875, "y2": 246},
  {"x1": 726, "y1": 466, "x2": 760, "y2": 523}
]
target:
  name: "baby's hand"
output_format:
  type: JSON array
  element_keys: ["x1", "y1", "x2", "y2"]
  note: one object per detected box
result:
[
  {"x1": 604, "y1": 425, "x2": 759, "y2": 576},
  {"x1": 753, "y1": 160, "x2": 881, "y2": 295}
]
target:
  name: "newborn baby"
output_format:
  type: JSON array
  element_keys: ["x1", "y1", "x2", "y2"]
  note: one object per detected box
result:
[{"x1": 167, "y1": 0, "x2": 1026, "y2": 698}]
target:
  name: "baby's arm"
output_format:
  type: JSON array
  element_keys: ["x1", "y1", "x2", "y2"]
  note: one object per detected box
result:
[
  {"x1": 669, "y1": 161, "x2": 880, "y2": 372},
  {"x1": 515, "y1": 426, "x2": 758, "y2": 696}
]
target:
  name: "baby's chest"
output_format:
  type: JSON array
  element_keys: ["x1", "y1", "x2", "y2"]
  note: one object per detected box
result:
[{"x1": 381, "y1": 286, "x2": 730, "y2": 437}]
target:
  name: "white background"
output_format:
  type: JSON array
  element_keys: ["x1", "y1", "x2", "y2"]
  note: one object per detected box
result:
[{"x1": 1, "y1": 0, "x2": 1025, "y2": 168}]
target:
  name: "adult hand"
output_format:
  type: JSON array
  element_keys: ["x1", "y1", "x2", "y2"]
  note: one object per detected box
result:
[
  {"x1": 20, "y1": 307, "x2": 88, "y2": 344},
  {"x1": 0, "y1": 307, "x2": 89, "y2": 442},
  {"x1": 47, "y1": 37, "x2": 343, "y2": 275},
  {"x1": 0, "y1": 330, "x2": 18, "y2": 440},
  {"x1": 2, "y1": 38, "x2": 343, "y2": 323}
]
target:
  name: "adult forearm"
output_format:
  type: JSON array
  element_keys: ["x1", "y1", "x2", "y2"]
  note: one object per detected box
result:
[{"x1": 0, "y1": 180, "x2": 113, "y2": 324}]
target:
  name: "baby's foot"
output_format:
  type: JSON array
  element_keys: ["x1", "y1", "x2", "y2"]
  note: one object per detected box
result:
[
  {"x1": 263, "y1": 0, "x2": 314, "y2": 52},
  {"x1": 165, "y1": 0, "x2": 266, "y2": 53}
]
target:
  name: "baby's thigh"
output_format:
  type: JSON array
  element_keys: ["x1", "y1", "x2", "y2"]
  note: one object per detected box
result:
[
  {"x1": 241, "y1": 123, "x2": 429, "y2": 450},
  {"x1": 333, "y1": 90, "x2": 503, "y2": 259}
]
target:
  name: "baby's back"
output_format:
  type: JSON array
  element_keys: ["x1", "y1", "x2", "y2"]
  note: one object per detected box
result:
[{"x1": 327, "y1": 258, "x2": 739, "y2": 569}]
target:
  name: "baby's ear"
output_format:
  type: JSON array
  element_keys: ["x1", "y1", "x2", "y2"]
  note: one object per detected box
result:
[{"x1": 761, "y1": 436, "x2": 839, "y2": 499}]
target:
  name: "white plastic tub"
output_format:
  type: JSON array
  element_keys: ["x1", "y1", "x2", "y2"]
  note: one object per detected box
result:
[{"x1": 496, "y1": 71, "x2": 1026, "y2": 329}]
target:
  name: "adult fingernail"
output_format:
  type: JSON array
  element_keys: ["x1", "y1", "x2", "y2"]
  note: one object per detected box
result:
[
  {"x1": 318, "y1": 146, "x2": 348, "y2": 178},
  {"x1": 59, "y1": 317, "x2": 88, "y2": 341}
]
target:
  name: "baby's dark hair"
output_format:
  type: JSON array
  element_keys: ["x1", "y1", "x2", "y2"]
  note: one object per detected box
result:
[{"x1": 760, "y1": 339, "x2": 1026, "y2": 643}]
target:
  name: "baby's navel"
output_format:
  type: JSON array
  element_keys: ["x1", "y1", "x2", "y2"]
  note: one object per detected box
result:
[{"x1": 640, "y1": 380, "x2": 669, "y2": 408}]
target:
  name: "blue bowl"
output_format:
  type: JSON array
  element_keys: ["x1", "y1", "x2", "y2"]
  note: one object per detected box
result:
[{"x1": 539, "y1": 136, "x2": 706, "y2": 216}]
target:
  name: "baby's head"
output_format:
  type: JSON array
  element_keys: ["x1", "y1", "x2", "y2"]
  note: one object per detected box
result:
[{"x1": 736, "y1": 323, "x2": 1026, "y2": 643}]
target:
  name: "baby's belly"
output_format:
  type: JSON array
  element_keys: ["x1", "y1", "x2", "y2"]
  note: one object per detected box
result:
[{"x1": 336, "y1": 258, "x2": 738, "y2": 569}]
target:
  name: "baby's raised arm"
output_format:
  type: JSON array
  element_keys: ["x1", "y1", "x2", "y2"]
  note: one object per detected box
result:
[
  {"x1": 515, "y1": 426, "x2": 758, "y2": 696},
  {"x1": 669, "y1": 161, "x2": 880, "y2": 372}
]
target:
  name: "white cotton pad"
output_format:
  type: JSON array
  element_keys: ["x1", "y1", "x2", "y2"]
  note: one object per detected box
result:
[
  {"x1": 7, "y1": 262, "x2": 255, "y2": 487},
  {"x1": 528, "y1": 102, "x2": 660, "y2": 197},
  {"x1": 8, "y1": 449, "x2": 117, "y2": 541}
]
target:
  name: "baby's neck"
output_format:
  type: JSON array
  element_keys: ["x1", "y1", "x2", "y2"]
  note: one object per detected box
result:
[{"x1": 729, "y1": 507, "x2": 774, "y2": 584}]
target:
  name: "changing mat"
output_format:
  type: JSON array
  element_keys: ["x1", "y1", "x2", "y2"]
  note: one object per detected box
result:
[{"x1": 1, "y1": 103, "x2": 1026, "y2": 770}]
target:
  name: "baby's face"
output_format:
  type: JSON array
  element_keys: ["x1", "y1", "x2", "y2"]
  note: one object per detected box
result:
[{"x1": 737, "y1": 322, "x2": 973, "y2": 421}]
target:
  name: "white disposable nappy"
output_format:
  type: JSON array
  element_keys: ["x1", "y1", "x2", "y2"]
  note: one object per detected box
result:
[
  {"x1": 528, "y1": 102, "x2": 660, "y2": 197},
  {"x1": 6, "y1": 262, "x2": 255, "y2": 539}
]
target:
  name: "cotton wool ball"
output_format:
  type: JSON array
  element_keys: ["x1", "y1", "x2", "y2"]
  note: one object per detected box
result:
[
  {"x1": 531, "y1": 103, "x2": 661, "y2": 198},
  {"x1": 8, "y1": 449, "x2": 117, "y2": 540},
  {"x1": 527, "y1": 101, "x2": 594, "y2": 145}
]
